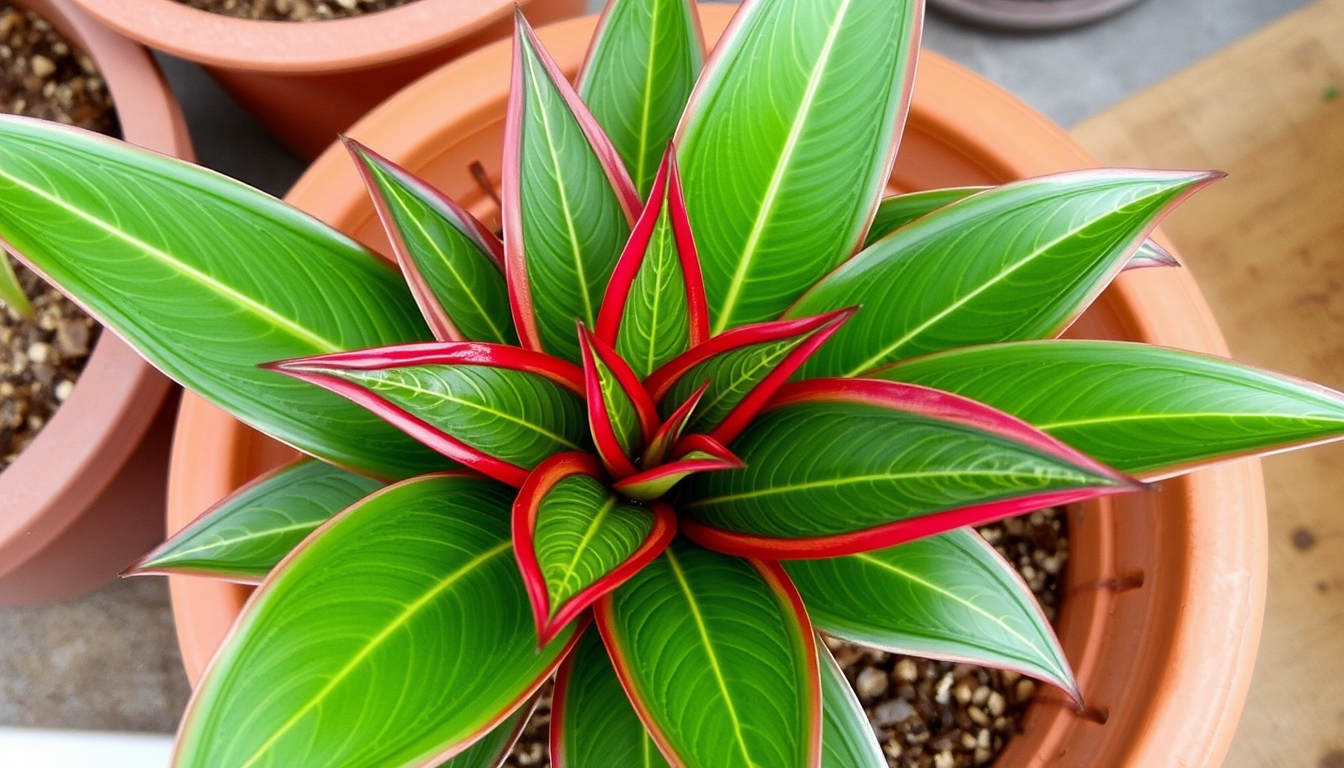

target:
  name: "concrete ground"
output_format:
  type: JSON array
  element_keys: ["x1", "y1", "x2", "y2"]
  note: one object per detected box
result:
[{"x1": 0, "y1": 0, "x2": 1313, "y2": 741}]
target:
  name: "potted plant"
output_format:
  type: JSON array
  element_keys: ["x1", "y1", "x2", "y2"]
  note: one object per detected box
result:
[
  {"x1": 0, "y1": 0, "x2": 193, "y2": 605},
  {"x1": 0, "y1": 0, "x2": 1329, "y2": 766},
  {"x1": 61, "y1": 0, "x2": 585, "y2": 159}
]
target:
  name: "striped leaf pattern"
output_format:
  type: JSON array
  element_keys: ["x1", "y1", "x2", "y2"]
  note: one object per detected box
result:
[{"x1": 579, "y1": 0, "x2": 704, "y2": 196}]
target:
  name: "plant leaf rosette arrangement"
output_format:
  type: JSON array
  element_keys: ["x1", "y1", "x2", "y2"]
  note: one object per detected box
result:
[{"x1": 0, "y1": 0, "x2": 1339, "y2": 765}]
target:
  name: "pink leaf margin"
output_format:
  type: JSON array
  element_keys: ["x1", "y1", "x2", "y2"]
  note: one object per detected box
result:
[{"x1": 512, "y1": 452, "x2": 677, "y2": 647}]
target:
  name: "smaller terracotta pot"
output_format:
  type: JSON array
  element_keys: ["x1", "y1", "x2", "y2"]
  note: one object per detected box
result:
[
  {"x1": 65, "y1": 0, "x2": 586, "y2": 159},
  {"x1": 0, "y1": 0, "x2": 193, "y2": 605},
  {"x1": 929, "y1": 0, "x2": 1148, "y2": 31}
]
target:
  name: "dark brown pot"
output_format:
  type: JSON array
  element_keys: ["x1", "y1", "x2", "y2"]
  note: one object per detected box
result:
[{"x1": 0, "y1": 0, "x2": 193, "y2": 604}]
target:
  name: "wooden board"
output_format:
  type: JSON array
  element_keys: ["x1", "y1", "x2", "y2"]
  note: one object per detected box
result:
[{"x1": 1072, "y1": 2, "x2": 1344, "y2": 765}]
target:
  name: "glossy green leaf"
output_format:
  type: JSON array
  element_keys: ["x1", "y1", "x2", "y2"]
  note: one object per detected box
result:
[
  {"x1": 0, "y1": 252, "x2": 31, "y2": 317},
  {"x1": 348, "y1": 140, "x2": 518, "y2": 345},
  {"x1": 436, "y1": 695, "x2": 536, "y2": 768},
  {"x1": 680, "y1": 379, "x2": 1134, "y2": 558},
  {"x1": 597, "y1": 149, "x2": 709, "y2": 380},
  {"x1": 787, "y1": 530, "x2": 1077, "y2": 698},
  {"x1": 875, "y1": 340, "x2": 1344, "y2": 478},
  {"x1": 789, "y1": 169, "x2": 1216, "y2": 378},
  {"x1": 579, "y1": 0, "x2": 704, "y2": 196},
  {"x1": 580, "y1": 328, "x2": 656, "y2": 476},
  {"x1": 282, "y1": 350, "x2": 590, "y2": 483},
  {"x1": 174, "y1": 474, "x2": 580, "y2": 768},
  {"x1": 127, "y1": 459, "x2": 381, "y2": 583},
  {"x1": 677, "y1": 0, "x2": 920, "y2": 332},
  {"x1": 595, "y1": 539, "x2": 821, "y2": 768},
  {"x1": 818, "y1": 641, "x2": 885, "y2": 768},
  {"x1": 518, "y1": 460, "x2": 671, "y2": 644},
  {"x1": 862, "y1": 187, "x2": 983, "y2": 248},
  {"x1": 0, "y1": 117, "x2": 441, "y2": 478},
  {"x1": 552, "y1": 628, "x2": 671, "y2": 768},
  {"x1": 505, "y1": 18, "x2": 638, "y2": 364}
]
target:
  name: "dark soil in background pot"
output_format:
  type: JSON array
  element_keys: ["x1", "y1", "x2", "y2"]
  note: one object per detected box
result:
[
  {"x1": 172, "y1": 0, "x2": 417, "y2": 22},
  {"x1": 499, "y1": 508, "x2": 1070, "y2": 768},
  {"x1": 0, "y1": 1, "x2": 113, "y2": 469}
]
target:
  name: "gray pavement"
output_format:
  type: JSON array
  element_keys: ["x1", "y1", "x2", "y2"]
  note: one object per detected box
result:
[{"x1": 0, "y1": 0, "x2": 1313, "y2": 737}]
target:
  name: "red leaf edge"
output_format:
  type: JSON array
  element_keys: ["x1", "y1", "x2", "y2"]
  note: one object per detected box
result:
[
  {"x1": 504, "y1": 10, "x2": 643, "y2": 353},
  {"x1": 595, "y1": 146, "x2": 710, "y2": 351},
  {"x1": 642, "y1": 380, "x2": 710, "y2": 467},
  {"x1": 644, "y1": 309, "x2": 853, "y2": 405},
  {"x1": 512, "y1": 452, "x2": 677, "y2": 646},
  {"x1": 612, "y1": 438, "x2": 743, "y2": 502},
  {"x1": 344, "y1": 137, "x2": 505, "y2": 343},
  {"x1": 578, "y1": 326, "x2": 660, "y2": 478}
]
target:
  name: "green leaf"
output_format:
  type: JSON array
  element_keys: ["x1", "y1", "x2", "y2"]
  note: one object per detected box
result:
[
  {"x1": 596, "y1": 149, "x2": 710, "y2": 379},
  {"x1": 787, "y1": 530, "x2": 1078, "y2": 699},
  {"x1": 0, "y1": 117, "x2": 441, "y2": 478},
  {"x1": 863, "y1": 187, "x2": 984, "y2": 248},
  {"x1": 874, "y1": 340, "x2": 1344, "y2": 478},
  {"x1": 677, "y1": 0, "x2": 920, "y2": 332},
  {"x1": 680, "y1": 379, "x2": 1136, "y2": 559},
  {"x1": 595, "y1": 539, "x2": 821, "y2": 768},
  {"x1": 436, "y1": 695, "x2": 537, "y2": 768},
  {"x1": 552, "y1": 629, "x2": 671, "y2": 768},
  {"x1": 505, "y1": 16, "x2": 639, "y2": 364},
  {"x1": 578, "y1": 0, "x2": 704, "y2": 196},
  {"x1": 818, "y1": 641, "x2": 885, "y2": 768},
  {"x1": 347, "y1": 139, "x2": 518, "y2": 345},
  {"x1": 127, "y1": 459, "x2": 381, "y2": 583},
  {"x1": 0, "y1": 252, "x2": 32, "y2": 317},
  {"x1": 274, "y1": 342, "x2": 590, "y2": 487},
  {"x1": 174, "y1": 473, "x2": 581, "y2": 768},
  {"x1": 515, "y1": 453, "x2": 675, "y2": 645},
  {"x1": 579, "y1": 326, "x2": 659, "y2": 477},
  {"x1": 789, "y1": 169, "x2": 1216, "y2": 378}
]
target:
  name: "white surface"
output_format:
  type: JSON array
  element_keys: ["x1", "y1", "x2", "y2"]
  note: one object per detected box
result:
[{"x1": 0, "y1": 727, "x2": 172, "y2": 767}]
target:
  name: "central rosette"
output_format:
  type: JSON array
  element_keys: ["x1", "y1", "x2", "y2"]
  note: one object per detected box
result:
[{"x1": 269, "y1": 149, "x2": 852, "y2": 645}]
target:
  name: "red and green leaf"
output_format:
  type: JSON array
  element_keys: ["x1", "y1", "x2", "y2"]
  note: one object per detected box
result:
[
  {"x1": 613, "y1": 435, "x2": 744, "y2": 502},
  {"x1": 679, "y1": 378, "x2": 1139, "y2": 559},
  {"x1": 126, "y1": 459, "x2": 380, "y2": 583},
  {"x1": 0, "y1": 116, "x2": 443, "y2": 479},
  {"x1": 504, "y1": 11, "x2": 641, "y2": 364},
  {"x1": 439, "y1": 693, "x2": 540, "y2": 768},
  {"x1": 595, "y1": 539, "x2": 822, "y2": 768},
  {"x1": 676, "y1": 0, "x2": 921, "y2": 332},
  {"x1": 578, "y1": 0, "x2": 705, "y2": 197},
  {"x1": 345, "y1": 138, "x2": 518, "y2": 346},
  {"x1": 789, "y1": 169, "x2": 1218, "y2": 378},
  {"x1": 552, "y1": 629, "x2": 671, "y2": 768},
  {"x1": 786, "y1": 529, "x2": 1079, "y2": 701},
  {"x1": 514, "y1": 453, "x2": 676, "y2": 646},
  {"x1": 818, "y1": 641, "x2": 886, "y2": 768},
  {"x1": 595, "y1": 147, "x2": 710, "y2": 378},
  {"x1": 579, "y1": 325, "x2": 660, "y2": 478},
  {"x1": 875, "y1": 340, "x2": 1344, "y2": 479},
  {"x1": 641, "y1": 380, "x2": 709, "y2": 467},
  {"x1": 173, "y1": 473, "x2": 583, "y2": 768},
  {"x1": 864, "y1": 186, "x2": 1181, "y2": 272},
  {"x1": 644, "y1": 309, "x2": 853, "y2": 445},
  {"x1": 267, "y1": 342, "x2": 588, "y2": 487}
]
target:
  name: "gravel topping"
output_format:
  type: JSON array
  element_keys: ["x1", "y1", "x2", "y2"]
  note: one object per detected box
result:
[{"x1": 173, "y1": 0, "x2": 417, "y2": 21}]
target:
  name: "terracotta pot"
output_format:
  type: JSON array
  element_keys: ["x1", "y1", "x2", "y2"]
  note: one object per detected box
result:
[
  {"x1": 0, "y1": 0, "x2": 193, "y2": 605},
  {"x1": 164, "y1": 6, "x2": 1266, "y2": 766},
  {"x1": 929, "y1": 0, "x2": 1149, "y2": 31},
  {"x1": 65, "y1": 0, "x2": 586, "y2": 160}
]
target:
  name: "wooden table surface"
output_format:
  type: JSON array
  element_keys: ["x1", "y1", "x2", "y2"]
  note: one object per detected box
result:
[{"x1": 1071, "y1": 1, "x2": 1344, "y2": 765}]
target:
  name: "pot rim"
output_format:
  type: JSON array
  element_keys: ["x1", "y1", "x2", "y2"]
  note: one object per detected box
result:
[
  {"x1": 167, "y1": 7, "x2": 1266, "y2": 767},
  {"x1": 0, "y1": 0, "x2": 189, "y2": 576},
  {"x1": 928, "y1": 0, "x2": 1148, "y2": 31},
  {"x1": 66, "y1": 0, "x2": 530, "y2": 75}
]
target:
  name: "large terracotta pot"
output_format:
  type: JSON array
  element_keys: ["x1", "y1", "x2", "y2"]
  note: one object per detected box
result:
[
  {"x1": 65, "y1": 0, "x2": 585, "y2": 159},
  {"x1": 0, "y1": 0, "x2": 193, "y2": 604},
  {"x1": 165, "y1": 7, "x2": 1266, "y2": 766}
]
